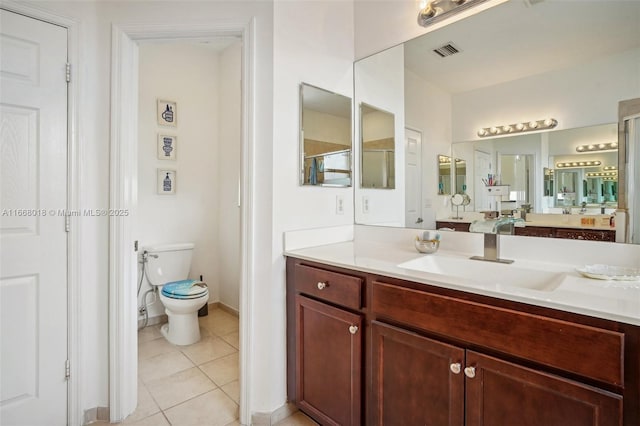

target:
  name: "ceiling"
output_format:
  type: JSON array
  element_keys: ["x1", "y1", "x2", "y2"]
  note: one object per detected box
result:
[{"x1": 404, "y1": 0, "x2": 640, "y2": 94}]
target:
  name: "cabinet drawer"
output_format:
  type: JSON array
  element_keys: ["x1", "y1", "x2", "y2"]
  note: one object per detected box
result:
[
  {"x1": 371, "y1": 281, "x2": 624, "y2": 386},
  {"x1": 294, "y1": 264, "x2": 363, "y2": 310}
]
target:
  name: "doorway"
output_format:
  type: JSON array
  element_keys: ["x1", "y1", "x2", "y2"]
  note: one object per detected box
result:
[
  {"x1": 133, "y1": 39, "x2": 242, "y2": 423},
  {"x1": 110, "y1": 23, "x2": 254, "y2": 424}
]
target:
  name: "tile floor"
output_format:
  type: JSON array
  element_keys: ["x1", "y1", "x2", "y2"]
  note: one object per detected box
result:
[{"x1": 105, "y1": 306, "x2": 316, "y2": 426}]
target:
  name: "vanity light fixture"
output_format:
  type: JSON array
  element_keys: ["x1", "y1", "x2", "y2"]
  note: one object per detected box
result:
[
  {"x1": 556, "y1": 160, "x2": 602, "y2": 169},
  {"x1": 575, "y1": 142, "x2": 618, "y2": 152},
  {"x1": 418, "y1": 0, "x2": 488, "y2": 27},
  {"x1": 477, "y1": 118, "x2": 557, "y2": 138},
  {"x1": 603, "y1": 166, "x2": 617, "y2": 171},
  {"x1": 586, "y1": 172, "x2": 617, "y2": 177}
]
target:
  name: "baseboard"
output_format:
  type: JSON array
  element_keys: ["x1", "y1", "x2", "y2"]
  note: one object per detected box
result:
[
  {"x1": 138, "y1": 313, "x2": 167, "y2": 329},
  {"x1": 251, "y1": 402, "x2": 297, "y2": 425},
  {"x1": 217, "y1": 301, "x2": 239, "y2": 317},
  {"x1": 83, "y1": 406, "x2": 109, "y2": 425}
]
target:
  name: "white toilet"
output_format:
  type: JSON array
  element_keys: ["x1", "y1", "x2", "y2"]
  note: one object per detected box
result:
[{"x1": 143, "y1": 243, "x2": 209, "y2": 346}]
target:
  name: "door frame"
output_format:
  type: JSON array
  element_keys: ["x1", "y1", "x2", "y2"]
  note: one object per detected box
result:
[
  {"x1": 0, "y1": 2, "x2": 80, "y2": 425},
  {"x1": 110, "y1": 21, "x2": 255, "y2": 423}
]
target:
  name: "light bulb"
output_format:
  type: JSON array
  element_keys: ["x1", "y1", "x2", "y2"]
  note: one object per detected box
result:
[
  {"x1": 477, "y1": 128, "x2": 487, "y2": 137},
  {"x1": 529, "y1": 121, "x2": 539, "y2": 129},
  {"x1": 490, "y1": 127, "x2": 498, "y2": 134},
  {"x1": 516, "y1": 123, "x2": 525, "y2": 131}
]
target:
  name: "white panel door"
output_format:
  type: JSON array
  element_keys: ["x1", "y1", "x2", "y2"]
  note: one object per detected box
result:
[
  {"x1": 0, "y1": 10, "x2": 68, "y2": 426},
  {"x1": 404, "y1": 128, "x2": 423, "y2": 228},
  {"x1": 474, "y1": 150, "x2": 492, "y2": 211}
]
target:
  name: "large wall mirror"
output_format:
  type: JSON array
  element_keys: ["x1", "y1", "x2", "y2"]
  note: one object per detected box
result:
[
  {"x1": 353, "y1": 0, "x2": 640, "y2": 243},
  {"x1": 300, "y1": 83, "x2": 352, "y2": 187}
]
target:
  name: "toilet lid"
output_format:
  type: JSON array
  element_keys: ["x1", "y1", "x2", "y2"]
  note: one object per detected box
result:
[{"x1": 161, "y1": 280, "x2": 208, "y2": 299}]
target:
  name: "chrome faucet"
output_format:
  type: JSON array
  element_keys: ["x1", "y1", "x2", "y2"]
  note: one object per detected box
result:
[{"x1": 469, "y1": 217, "x2": 524, "y2": 264}]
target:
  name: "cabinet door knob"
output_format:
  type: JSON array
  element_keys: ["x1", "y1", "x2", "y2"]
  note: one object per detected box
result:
[
  {"x1": 464, "y1": 366, "x2": 476, "y2": 378},
  {"x1": 449, "y1": 362, "x2": 461, "y2": 374},
  {"x1": 349, "y1": 325, "x2": 358, "y2": 334},
  {"x1": 317, "y1": 281, "x2": 327, "y2": 290}
]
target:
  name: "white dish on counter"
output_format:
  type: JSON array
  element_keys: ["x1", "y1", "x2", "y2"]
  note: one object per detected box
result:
[{"x1": 576, "y1": 264, "x2": 640, "y2": 281}]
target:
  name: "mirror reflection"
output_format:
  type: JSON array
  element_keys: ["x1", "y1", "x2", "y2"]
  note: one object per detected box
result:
[
  {"x1": 300, "y1": 83, "x2": 352, "y2": 187},
  {"x1": 437, "y1": 155, "x2": 451, "y2": 195},
  {"x1": 360, "y1": 103, "x2": 395, "y2": 189},
  {"x1": 353, "y1": 0, "x2": 640, "y2": 243}
]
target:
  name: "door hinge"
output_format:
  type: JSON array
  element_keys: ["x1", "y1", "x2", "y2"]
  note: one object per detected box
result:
[
  {"x1": 65, "y1": 63, "x2": 71, "y2": 83},
  {"x1": 65, "y1": 359, "x2": 70, "y2": 379},
  {"x1": 65, "y1": 215, "x2": 71, "y2": 232}
]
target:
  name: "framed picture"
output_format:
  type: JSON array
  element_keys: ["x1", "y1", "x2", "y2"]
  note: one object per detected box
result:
[
  {"x1": 157, "y1": 169, "x2": 176, "y2": 195},
  {"x1": 157, "y1": 99, "x2": 177, "y2": 126},
  {"x1": 157, "y1": 134, "x2": 177, "y2": 160}
]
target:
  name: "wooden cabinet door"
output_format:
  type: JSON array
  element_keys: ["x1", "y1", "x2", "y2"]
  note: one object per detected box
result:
[
  {"x1": 295, "y1": 295, "x2": 362, "y2": 426},
  {"x1": 465, "y1": 350, "x2": 622, "y2": 426},
  {"x1": 371, "y1": 321, "x2": 465, "y2": 426}
]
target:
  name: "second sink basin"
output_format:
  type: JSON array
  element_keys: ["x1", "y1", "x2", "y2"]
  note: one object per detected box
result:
[{"x1": 397, "y1": 254, "x2": 567, "y2": 292}]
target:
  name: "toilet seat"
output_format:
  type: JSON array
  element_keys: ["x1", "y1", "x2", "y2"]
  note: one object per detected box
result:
[{"x1": 161, "y1": 279, "x2": 208, "y2": 300}]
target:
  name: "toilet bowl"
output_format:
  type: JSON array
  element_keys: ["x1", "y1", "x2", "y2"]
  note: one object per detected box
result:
[{"x1": 143, "y1": 243, "x2": 209, "y2": 346}]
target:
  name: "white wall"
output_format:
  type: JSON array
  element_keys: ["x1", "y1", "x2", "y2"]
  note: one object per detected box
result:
[
  {"x1": 217, "y1": 41, "x2": 242, "y2": 312},
  {"x1": 404, "y1": 68, "x2": 452, "y2": 225},
  {"x1": 271, "y1": 0, "x2": 355, "y2": 412},
  {"x1": 136, "y1": 43, "x2": 221, "y2": 318},
  {"x1": 354, "y1": 44, "x2": 405, "y2": 226},
  {"x1": 24, "y1": 0, "x2": 274, "y2": 417}
]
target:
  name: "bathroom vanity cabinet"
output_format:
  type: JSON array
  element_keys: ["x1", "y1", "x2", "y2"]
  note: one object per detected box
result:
[
  {"x1": 436, "y1": 220, "x2": 471, "y2": 232},
  {"x1": 515, "y1": 226, "x2": 616, "y2": 241},
  {"x1": 286, "y1": 256, "x2": 640, "y2": 426},
  {"x1": 436, "y1": 220, "x2": 616, "y2": 241},
  {"x1": 287, "y1": 263, "x2": 366, "y2": 425}
]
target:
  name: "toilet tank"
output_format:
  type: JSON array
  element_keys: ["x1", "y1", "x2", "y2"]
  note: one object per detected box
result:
[{"x1": 143, "y1": 243, "x2": 194, "y2": 286}]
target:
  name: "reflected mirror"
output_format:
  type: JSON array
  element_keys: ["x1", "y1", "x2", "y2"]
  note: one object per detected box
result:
[
  {"x1": 300, "y1": 83, "x2": 352, "y2": 187},
  {"x1": 361, "y1": 103, "x2": 395, "y2": 189},
  {"x1": 354, "y1": 0, "x2": 640, "y2": 243},
  {"x1": 455, "y1": 158, "x2": 466, "y2": 195},
  {"x1": 438, "y1": 155, "x2": 451, "y2": 195}
]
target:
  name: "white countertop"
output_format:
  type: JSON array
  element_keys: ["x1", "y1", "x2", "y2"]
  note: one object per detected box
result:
[{"x1": 285, "y1": 235, "x2": 640, "y2": 326}]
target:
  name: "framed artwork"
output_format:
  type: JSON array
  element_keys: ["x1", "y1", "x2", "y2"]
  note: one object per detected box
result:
[
  {"x1": 157, "y1": 169, "x2": 176, "y2": 195},
  {"x1": 157, "y1": 99, "x2": 177, "y2": 126},
  {"x1": 157, "y1": 134, "x2": 177, "y2": 160}
]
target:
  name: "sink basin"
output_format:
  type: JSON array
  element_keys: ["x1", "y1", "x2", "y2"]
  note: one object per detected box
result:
[{"x1": 397, "y1": 255, "x2": 567, "y2": 292}]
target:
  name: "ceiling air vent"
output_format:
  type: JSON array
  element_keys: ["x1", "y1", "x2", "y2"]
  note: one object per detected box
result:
[{"x1": 432, "y1": 43, "x2": 460, "y2": 58}]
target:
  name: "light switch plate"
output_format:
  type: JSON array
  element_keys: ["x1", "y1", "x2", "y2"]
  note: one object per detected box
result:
[{"x1": 362, "y1": 196, "x2": 370, "y2": 214}]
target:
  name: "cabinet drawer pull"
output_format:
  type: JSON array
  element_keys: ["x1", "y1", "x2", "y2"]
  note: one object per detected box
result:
[
  {"x1": 317, "y1": 281, "x2": 327, "y2": 290},
  {"x1": 464, "y1": 366, "x2": 476, "y2": 378},
  {"x1": 450, "y1": 362, "x2": 461, "y2": 374},
  {"x1": 349, "y1": 325, "x2": 358, "y2": 335}
]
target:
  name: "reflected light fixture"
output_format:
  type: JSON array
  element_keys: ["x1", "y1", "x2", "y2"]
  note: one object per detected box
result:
[
  {"x1": 418, "y1": 0, "x2": 489, "y2": 27},
  {"x1": 556, "y1": 160, "x2": 601, "y2": 169},
  {"x1": 587, "y1": 172, "x2": 617, "y2": 177},
  {"x1": 575, "y1": 142, "x2": 618, "y2": 152},
  {"x1": 478, "y1": 118, "x2": 557, "y2": 138},
  {"x1": 603, "y1": 166, "x2": 617, "y2": 171}
]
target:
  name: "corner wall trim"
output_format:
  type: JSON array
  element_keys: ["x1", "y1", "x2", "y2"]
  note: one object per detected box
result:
[{"x1": 251, "y1": 402, "x2": 297, "y2": 425}]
